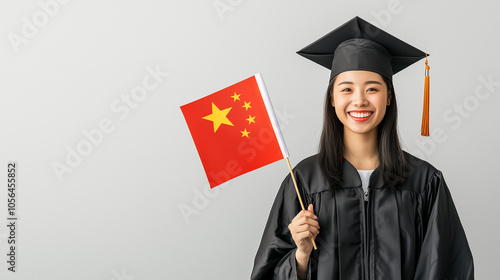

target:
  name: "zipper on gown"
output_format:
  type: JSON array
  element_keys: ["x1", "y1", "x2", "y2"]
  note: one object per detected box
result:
[{"x1": 361, "y1": 188, "x2": 371, "y2": 280}]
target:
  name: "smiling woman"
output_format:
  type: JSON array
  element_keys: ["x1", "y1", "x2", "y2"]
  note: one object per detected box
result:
[
  {"x1": 332, "y1": 71, "x2": 389, "y2": 134},
  {"x1": 330, "y1": 71, "x2": 393, "y2": 172},
  {"x1": 251, "y1": 16, "x2": 474, "y2": 280},
  {"x1": 320, "y1": 70, "x2": 404, "y2": 191}
]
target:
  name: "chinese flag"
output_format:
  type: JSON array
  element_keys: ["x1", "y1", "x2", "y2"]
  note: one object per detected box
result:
[{"x1": 181, "y1": 74, "x2": 288, "y2": 188}]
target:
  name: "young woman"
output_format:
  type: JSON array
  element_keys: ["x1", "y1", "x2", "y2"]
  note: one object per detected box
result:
[{"x1": 251, "y1": 17, "x2": 474, "y2": 280}]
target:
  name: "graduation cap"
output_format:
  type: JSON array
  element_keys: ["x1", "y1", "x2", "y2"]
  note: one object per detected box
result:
[{"x1": 297, "y1": 16, "x2": 431, "y2": 136}]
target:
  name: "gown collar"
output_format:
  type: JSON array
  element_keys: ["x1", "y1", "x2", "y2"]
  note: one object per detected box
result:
[{"x1": 342, "y1": 158, "x2": 384, "y2": 189}]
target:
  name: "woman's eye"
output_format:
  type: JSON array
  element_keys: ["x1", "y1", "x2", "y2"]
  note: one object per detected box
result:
[
  {"x1": 341, "y1": 88, "x2": 352, "y2": 92},
  {"x1": 367, "y1": 88, "x2": 378, "y2": 92}
]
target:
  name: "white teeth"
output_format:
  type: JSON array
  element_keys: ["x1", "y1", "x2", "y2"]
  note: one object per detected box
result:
[{"x1": 349, "y1": 112, "x2": 372, "y2": 118}]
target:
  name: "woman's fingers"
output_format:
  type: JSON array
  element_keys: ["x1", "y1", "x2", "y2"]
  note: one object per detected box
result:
[
  {"x1": 291, "y1": 224, "x2": 320, "y2": 237},
  {"x1": 289, "y1": 219, "x2": 320, "y2": 233},
  {"x1": 288, "y1": 205, "x2": 320, "y2": 255},
  {"x1": 290, "y1": 220, "x2": 318, "y2": 232},
  {"x1": 289, "y1": 204, "x2": 320, "y2": 241},
  {"x1": 291, "y1": 208, "x2": 319, "y2": 228},
  {"x1": 291, "y1": 208, "x2": 318, "y2": 223}
]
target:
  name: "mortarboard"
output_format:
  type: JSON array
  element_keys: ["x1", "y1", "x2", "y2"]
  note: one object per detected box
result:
[{"x1": 297, "y1": 16, "x2": 431, "y2": 136}]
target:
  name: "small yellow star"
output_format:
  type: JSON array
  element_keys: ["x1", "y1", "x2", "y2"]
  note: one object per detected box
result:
[
  {"x1": 242, "y1": 101, "x2": 252, "y2": 110},
  {"x1": 231, "y1": 92, "x2": 241, "y2": 102},
  {"x1": 246, "y1": 115, "x2": 256, "y2": 124},
  {"x1": 202, "y1": 103, "x2": 233, "y2": 132},
  {"x1": 241, "y1": 128, "x2": 250, "y2": 138}
]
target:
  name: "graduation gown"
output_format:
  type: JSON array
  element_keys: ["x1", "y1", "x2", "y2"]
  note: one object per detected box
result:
[{"x1": 251, "y1": 152, "x2": 473, "y2": 280}]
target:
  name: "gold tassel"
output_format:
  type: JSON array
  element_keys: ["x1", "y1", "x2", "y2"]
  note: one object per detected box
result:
[{"x1": 421, "y1": 54, "x2": 430, "y2": 136}]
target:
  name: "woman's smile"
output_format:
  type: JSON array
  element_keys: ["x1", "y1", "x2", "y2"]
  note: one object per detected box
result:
[{"x1": 348, "y1": 110, "x2": 373, "y2": 121}]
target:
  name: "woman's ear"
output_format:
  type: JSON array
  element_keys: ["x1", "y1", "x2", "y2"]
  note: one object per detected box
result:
[{"x1": 387, "y1": 92, "x2": 392, "y2": 106}]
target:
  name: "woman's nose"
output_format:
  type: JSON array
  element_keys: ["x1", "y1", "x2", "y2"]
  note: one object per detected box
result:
[{"x1": 351, "y1": 91, "x2": 368, "y2": 106}]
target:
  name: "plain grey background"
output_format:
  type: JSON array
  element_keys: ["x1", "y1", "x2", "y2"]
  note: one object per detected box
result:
[{"x1": 0, "y1": 0, "x2": 499, "y2": 279}]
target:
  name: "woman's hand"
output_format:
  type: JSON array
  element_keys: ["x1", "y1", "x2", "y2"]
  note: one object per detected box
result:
[{"x1": 288, "y1": 204, "x2": 319, "y2": 279}]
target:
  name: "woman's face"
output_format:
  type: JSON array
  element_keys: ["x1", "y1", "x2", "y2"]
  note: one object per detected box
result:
[{"x1": 332, "y1": 70, "x2": 390, "y2": 136}]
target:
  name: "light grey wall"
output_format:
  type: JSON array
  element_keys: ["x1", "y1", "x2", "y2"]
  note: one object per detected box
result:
[{"x1": 0, "y1": 0, "x2": 498, "y2": 279}]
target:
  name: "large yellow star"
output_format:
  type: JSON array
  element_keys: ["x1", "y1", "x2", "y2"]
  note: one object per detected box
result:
[
  {"x1": 231, "y1": 92, "x2": 241, "y2": 102},
  {"x1": 241, "y1": 128, "x2": 250, "y2": 138},
  {"x1": 242, "y1": 101, "x2": 252, "y2": 110},
  {"x1": 246, "y1": 115, "x2": 255, "y2": 124},
  {"x1": 202, "y1": 103, "x2": 233, "y2": 132}
]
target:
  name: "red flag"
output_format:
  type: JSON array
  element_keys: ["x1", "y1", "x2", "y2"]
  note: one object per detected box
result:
[{"x1": 181, "y1": 74, "x2": 288, "y2": 188}]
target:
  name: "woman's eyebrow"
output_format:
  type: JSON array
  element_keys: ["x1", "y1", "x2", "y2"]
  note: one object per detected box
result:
[
  {"x1": 337, "y1": 80, "x2": 383, "y2": 86},
  {"x1": 365, "y1": 81, "x2": 383, "y2": 85},
  {"x1": 336, "y1": 81, "x2": 353, "y2": 86}
]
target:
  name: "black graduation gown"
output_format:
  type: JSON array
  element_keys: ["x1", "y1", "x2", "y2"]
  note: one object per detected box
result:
[{"x1": 251, "y1": 153, "x2": 473, "y2": 280}]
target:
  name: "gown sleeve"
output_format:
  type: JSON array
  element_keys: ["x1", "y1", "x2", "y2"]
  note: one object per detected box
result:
[
  {"x1": 414, "y1": 170, "x2": 474, "y2": 279},
  {"x1": 250, "y1": 175, "x2": 318, "y2": 280}
]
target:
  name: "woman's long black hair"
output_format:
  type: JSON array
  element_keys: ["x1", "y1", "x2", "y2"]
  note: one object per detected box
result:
[{"x1": 318, "y1": 75, "x2": 407, "y2": 189}]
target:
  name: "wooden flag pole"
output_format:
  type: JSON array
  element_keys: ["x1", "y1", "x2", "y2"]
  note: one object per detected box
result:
[{"x1": 286, "y1": 157, "x2": 318, "y2": 250}]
